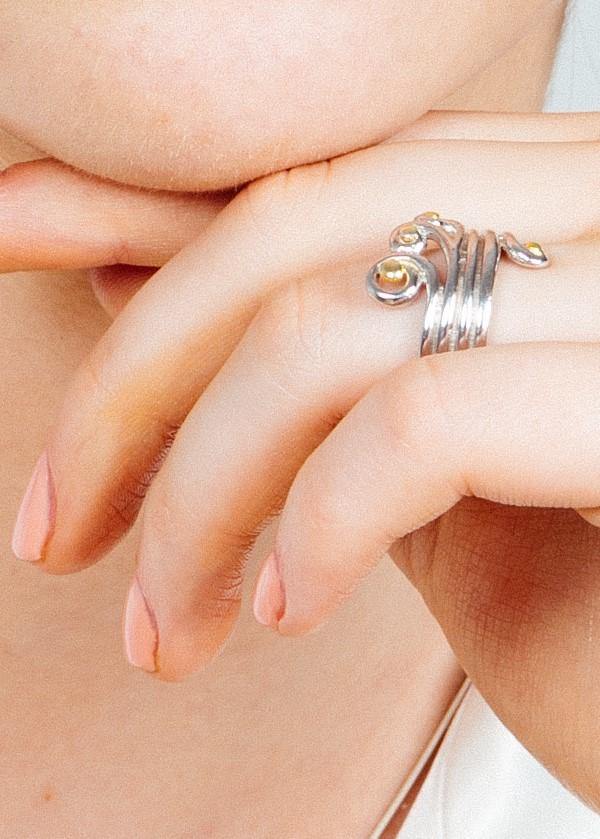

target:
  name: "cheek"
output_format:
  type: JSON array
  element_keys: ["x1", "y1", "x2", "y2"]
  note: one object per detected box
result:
[{"x1": 0, "y1": 1, "x2": 549, "y2": 191}]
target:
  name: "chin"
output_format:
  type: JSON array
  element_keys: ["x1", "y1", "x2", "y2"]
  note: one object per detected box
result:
[
  {"x1": 0, "y1": 0, "x2": 537, "y2": 190},
  {"x1": 0, "y1": 1, "x2": 479, "y2": 192},
  {"x1": 0, "y1": 80, "x2": 413, "y2": 193}
]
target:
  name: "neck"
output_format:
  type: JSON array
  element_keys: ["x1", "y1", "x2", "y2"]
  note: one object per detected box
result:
[{"x1": 441, "y1": 1, "x2": 567, "y2": 113}]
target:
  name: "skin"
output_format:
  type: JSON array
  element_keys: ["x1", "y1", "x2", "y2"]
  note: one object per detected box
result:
[
  {"x1": 2, "y1": 3, "x2": 593, "y2": 835},
  {"x1": 0, "y1": 0, "x2": 560, "y2": 191},
  {"x1": 0, "y1": 175, "x2": 462, "y2": 836},
  {"x1": 6, "y1": 113, "x2": 600, "y2": 819}
]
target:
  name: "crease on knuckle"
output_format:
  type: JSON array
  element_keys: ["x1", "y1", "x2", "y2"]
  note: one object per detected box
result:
[
  {"x1": 105, "y1": 420, "x2": 181, "y2": 531},
  {"x1": 109, "y1": 237, "x2": 134, "y2": 267},
  {"x1": 251, "y1": 283, "x2": 338, "y2": 409},
  {"x1": 240, "y1": 156, "x2": 340, "y2": 262},
  {"x1": 195, "y1": 563, "x2": 245, "y2": 621},
  {"x1": 384, "y1": 357, "x2": 468, "y2": 502},
  {"x1": 140, "y1": 473, "x2": 183, "y2": 550},
  {"x1": 78, "y1": 347, "x2": 114, "y2": 404},
  {"x1": 273, "y1": 281, "x2": 331, "y2": 362},
  {"x1": 77, "y1": 329, "x2": 125, "y2": 409},
  {"x1": 140, "y1": 494, "x2": 251, "y2": 621}
]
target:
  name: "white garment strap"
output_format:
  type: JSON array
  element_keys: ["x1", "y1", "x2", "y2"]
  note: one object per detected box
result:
[
  {"x1": 397, "y1": 687, "x2": 600, "y2": 839},
  {"x1": 544, "y1": 0, "x2": 600, "y2": 111},
  {"x1": 369, "y1": 679, "x2": 471, "y2": 839}
]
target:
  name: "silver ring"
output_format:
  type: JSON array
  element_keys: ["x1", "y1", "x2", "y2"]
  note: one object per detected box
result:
[{"x1": 366, "y1": 211, "x2": 550, "y2": 356}]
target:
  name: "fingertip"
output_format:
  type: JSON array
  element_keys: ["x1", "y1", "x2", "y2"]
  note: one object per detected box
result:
[
  {"x1": 252, "y1": 552, "x2": 286, "y2": 630},
  {"x1": 11, "y1": 450, "x2": 56, "y2": 564},
  {"x1": 276, "y1": 613, "x2": 324, "y2": 638},
  {"x1": 123, "y1": 576, "x2": 159, "y2": 674},
  {"x1": 252, "y1": 550, "x2": 322, "y2": 636}
]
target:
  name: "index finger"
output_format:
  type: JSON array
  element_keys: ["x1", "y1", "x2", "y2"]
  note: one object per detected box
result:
[{"x1": 0, "y1": 158, "x2": 230, "y2": 272}]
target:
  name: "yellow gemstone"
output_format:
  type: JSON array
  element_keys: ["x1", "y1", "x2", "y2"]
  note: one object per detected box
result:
[
  {"x1": 398, "y1": 225, "x2": 419, "y2": 245},
  {"x1": 377, "y1": 257, "x2": 411, "y2": 289},
  {"x1": 422, "y1": 211, "x2": 440, "y2": 220},
  {"x1": 525, "y1": 242, "x2": 544, "y2": 257}
]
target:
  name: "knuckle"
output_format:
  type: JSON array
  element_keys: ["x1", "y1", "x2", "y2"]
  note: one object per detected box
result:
[
  {"x1": 76, "y1": 331, "x2": 124, "y2": 410},
  {"x1": 109, "y1": 237, "x2": 134, "y2": 267},
  {"x1": 289, "y1": 463, "x2": 347, "y2": 543},
  {"x1": 141, "y1": 474, "x2": 185, "y2": 548},
  {"x1": 105, "y1": 422, "x2": 179, "y2": 532},
  {"x1": 240, "y1": 156, "x2": 337, "y2": 252},
  {"x1": 379, "y1": 356, "x2": 467, "y2": 494},
  {"x1": 391, "y1": 358, "x2": 444, "y2": 444},
  {"x1": 251, "y1": 281, "x2": 338, "y2": 392},
  {"x1": 378, "y1": 358, "x2": 443, "y2": 453},
  {"x1": 77, "y1": 344, "x2": 115, "y2": 404},
  {"x1": 141, "y1": 481, "x2": 249, "y2": 620},
  {"x1": 195, "y1": 563, "x2": 245, "y2": 621}
]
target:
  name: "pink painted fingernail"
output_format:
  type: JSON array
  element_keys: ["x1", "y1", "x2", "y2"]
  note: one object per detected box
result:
[
  {"x1": 11, "y1": 450, "x2": 56, "y2": 562},
  {"x1": 253, "y1": 552, "x2": 286, "y2": 629},
  {"x1": 124, "y1": 577, "x2": 159, "y2": 673}
]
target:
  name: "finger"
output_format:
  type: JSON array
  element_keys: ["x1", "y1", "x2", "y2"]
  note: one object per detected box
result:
[
  {"x1": 123, "y1": 264, "x2": 419, "y2": 679},
  {"x1": 0, "y1": 158, "x2": 230, "y2": 272},
  {"x1": 13, "y1": 138, "x2": 599, "y2": 577},
  {"x1": 264, "y1": 342, "x2": 600, "y2": 636},
  {"x1": 263, "y1": 342, "x2": 600, "y2": 808},
  {"x1": 126, "y1": 235, "x2": 600, "y2": 679},
  {"x1": 5, "y1": 113, "x2": 593, "y2": 274},
  {"x1": 388, "y1": 109, "x2": 600, "y2": 143},
  {"x1": 2, "y1": 113, "x2": 595, "y2": 272}
]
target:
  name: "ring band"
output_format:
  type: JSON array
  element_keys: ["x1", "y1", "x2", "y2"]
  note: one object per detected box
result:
[{"x1": 366, "y1": 212, "x2": 550, "y2": 356}]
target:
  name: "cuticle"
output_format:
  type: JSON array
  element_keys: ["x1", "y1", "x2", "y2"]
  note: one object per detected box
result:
[
  {"x1": 39, "y1": 450, "x2": 57, "y2": 565},
  {"x1": 135, "y1": 572, "x2": 160, "y2": 673},
  {"x1": 272, "y1": 547, "x2": 287, "y2": 626}
]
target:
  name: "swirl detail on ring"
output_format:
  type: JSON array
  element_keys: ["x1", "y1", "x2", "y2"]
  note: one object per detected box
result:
[{"x1": 366, "y1": 212, "x2": 550, "y2": 356}]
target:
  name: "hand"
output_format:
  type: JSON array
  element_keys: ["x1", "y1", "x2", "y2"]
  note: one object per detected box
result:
[{"x1": 7, "y1": 111, "x2": 600, "y2": 806}]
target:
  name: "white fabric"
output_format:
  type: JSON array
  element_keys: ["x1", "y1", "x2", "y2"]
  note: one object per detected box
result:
[
  {"x1": 398, "y1": 687, "x2": 600, "y2": 839},
  {"x1": 397, "y1": 4, "x2": 600, "y2": 836},
  {"x1": 545, "y1": 0, "x2": 600, "y2": 111}
]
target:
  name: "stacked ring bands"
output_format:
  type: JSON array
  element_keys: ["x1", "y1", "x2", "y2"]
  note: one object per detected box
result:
[{"x1": 366, "y1": 212, "x2": 550, "y2": 356}]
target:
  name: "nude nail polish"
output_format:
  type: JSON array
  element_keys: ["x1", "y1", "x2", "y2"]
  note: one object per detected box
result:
[
  {"x1": 253, "y1": 551, "x2": 286, "y2": 629},
  {"x1": 11, "y1": 450, "x2": 56, "y2": 562},
  {"x1": 124, "y1": 577, "x2": 158, "y2": 673}
]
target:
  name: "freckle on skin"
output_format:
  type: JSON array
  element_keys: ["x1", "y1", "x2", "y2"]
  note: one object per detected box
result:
[{"x1": 42, "y1": 787, "x2": 55, "y2": 802}]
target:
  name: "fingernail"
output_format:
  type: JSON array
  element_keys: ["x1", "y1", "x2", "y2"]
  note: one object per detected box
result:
[
  {"x1": 253, "y1": 551, "x2": 286, "y2": 629},
  {"x1": 124, "y1": 577, "x2": 159, "y2": 673},
  {"x1": 11, "y1": 450, "x2": 56, "y2": 562}
]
